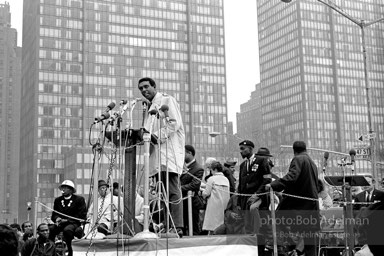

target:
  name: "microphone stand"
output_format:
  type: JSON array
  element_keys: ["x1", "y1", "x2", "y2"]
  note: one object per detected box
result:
[
  {"x1": 338, "y1": 157, "x2": 354, "y2": 256},
  {"x1": 162, "y1": 116, "x2": 171, "y2": 236},
  {"x1": 155, "y1": 112, "x2": 163, "y2": 231},
  {"x1": 115, "y1": 105, "x2": 123, "y2": 237},
  {"x1": 134, "y1": 111, "x2": 158, "y2": 239},
  {"x1": 92, "y1": 121, "x2": 107, "y2": 226}
]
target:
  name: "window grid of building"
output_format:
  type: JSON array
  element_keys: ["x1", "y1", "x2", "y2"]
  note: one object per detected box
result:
[{"x1": 20, "y1": 0, "x2": 227, "y2": 223}]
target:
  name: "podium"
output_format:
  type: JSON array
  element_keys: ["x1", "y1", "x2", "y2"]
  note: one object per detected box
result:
[
  {"x1": 324, "y1": 175, "x2": 370, "y2": 255},
  {"x1": 324, "y1": 175, "x2": 369, "y2": 187},
  {"x1": 105, "y1": 128, "x2": 147, "y2": 234}
]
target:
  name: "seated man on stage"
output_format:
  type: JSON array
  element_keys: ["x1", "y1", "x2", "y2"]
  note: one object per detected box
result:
[
  {"x1": 49, "y1": 180, "x2": 87, "y2": 256},
  {"x1": 138, "y1": 77, "x2": 185, "y2": 237},
  {"x1": 87, "y1": 180, "x2": 124, "y2": 236}
]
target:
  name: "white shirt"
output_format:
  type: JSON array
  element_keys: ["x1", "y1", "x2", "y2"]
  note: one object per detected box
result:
[{"x1": 88, "y1": 192, "x2": 124, "y2": 227}]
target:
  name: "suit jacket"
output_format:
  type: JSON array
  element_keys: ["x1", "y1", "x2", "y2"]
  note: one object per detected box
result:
[
  {"x1": 356, "y1": 190, "x2": 384, "y2": 251},
  {"x1": 237, "y1": 154, "x2": 271, "y2": 210},
  {"x1": 51, "y1": 194, "x2": 87, "y2": 226},
  {"x1": 270, "y1": 152, "x2": 320, "y2": 231},
  {"x1": 354, "y1": 189, "x2": 384, "y2": 211},
  {"x1": 181, "y1": 160, "x2": 204, "y2": 196}
]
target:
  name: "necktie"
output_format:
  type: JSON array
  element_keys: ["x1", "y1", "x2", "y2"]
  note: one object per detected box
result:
[{"x1": 366, "y1": 192, "x2": 371, "y2": 202}]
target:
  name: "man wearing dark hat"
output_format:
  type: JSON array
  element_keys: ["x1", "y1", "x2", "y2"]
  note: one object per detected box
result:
[
  {"x1": 223, "y1": 161, "x2": 237, "y2": 193},
  {"x1": 181, "y1": 145, "x2": 204, "y2": 235},
  {"x1": 87, "y1": 180, "x2": 124, "y2": 235},
  {"x1": 49, "y1": 180, "x2": 86, "y2": 256},
  {"x1": 267, "y1": 141, "x2": 320, "y2": 256},
  {"x1": 224, "y1": 160, "x2": 237, "y2": 175},
  {"x1": 237, "y1": 141, "x2": 272, "y2": 235}
]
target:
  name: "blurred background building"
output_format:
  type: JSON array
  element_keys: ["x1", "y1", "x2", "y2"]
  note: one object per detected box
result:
[
  {"x1": 18, "y1": 0, "x2": 228, "y2": 223},
  {"x1": 0, "y1": 2, "x2": 21, "y2": 223}
]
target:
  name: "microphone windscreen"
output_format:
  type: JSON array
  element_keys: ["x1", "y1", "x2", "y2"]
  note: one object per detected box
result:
[
  {"x1": 160, "y1": 105, "x2": 169, "y2": 112},
  {"x1": 324, "y1": 152, "x2": 329, "y2": 160},
  {"x1": 108, "y1": 102, "x2": 116, "y2": 110},
  {"x1": 149, "y1": 109, "x2": 158, "y2": 115},
  {"x1": 349, "y1": 149, "x2": 356, "y2": 156}
]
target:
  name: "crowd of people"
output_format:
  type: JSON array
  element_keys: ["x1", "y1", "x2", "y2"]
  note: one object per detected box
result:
[{"x1": 1, "y1": 77, "x2": 383, "y2": 256}]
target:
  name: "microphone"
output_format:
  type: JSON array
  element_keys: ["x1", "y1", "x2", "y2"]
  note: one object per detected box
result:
[
  {"x1": 159, "y1": 105, "x2": 175, "y2": 122},
  {"x1": 94, "y1": 112, "x2": 110, "y2": 124},
  {"x1": 94, "y1": 102, "x2": 115, "y2": 124},
  {"x1": 103, "y1": 102, "x2": 116, "y2": 113},
  {"x1": 159, "y1": 105, "x2": 169, "y2": 122},
  {"x1": 349, "y1": 149, "x2": 356, "y2": 163},
  {"x1": 149, "y1": 109, "x2": 158, "y2": 116},
  {"x1": 349, "y1": 148, "x2": 356, "y2": 172},
  {"x1": 323, "y1": 152, "x2": 329, "y2": 173}
]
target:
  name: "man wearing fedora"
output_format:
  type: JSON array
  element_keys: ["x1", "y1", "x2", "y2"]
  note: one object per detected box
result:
[
  {"x1": 237, "y1": 141, "x2": 272, "y2": 235},
  {"x1": 49, "y1": 180, "x2": 87, "y2": 256},
  {"x1": 87, "y1": 180, "x2": 124, "y2": 235}
]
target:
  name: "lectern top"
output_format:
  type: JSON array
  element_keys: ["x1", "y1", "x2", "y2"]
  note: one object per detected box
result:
[{"x1": 324, "y1": 175, "x2": 370, "y2": 187}]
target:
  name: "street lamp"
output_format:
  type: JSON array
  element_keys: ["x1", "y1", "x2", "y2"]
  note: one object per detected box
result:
[
  {"x1": 209, "y1": 131, "x2": 243, "y2": 141},
  {"x1": 27, "y1": 201, "x2": 32, "y2": 221},
  {"x1": 281, "y1": 0, "x2": 383, "y2": 188},
  {"x1": 209, "y1": 132, "x2": 243, "y2": 162}
]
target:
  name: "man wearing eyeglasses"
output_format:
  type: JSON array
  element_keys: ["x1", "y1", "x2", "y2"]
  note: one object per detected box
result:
[{"x1": 87, "y1": 180, "x2": 124, "y2": 235}]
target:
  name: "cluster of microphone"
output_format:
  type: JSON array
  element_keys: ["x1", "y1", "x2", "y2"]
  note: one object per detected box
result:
[
  {"x1": 94, "y1": 102, "x2": 116, "y2": 124},
  {"x1": 93, "y1": 100, "x2": 172, "y2": 124},
  {"x1": 322, "y1": 148, "x2": 357, "y2": 172}
]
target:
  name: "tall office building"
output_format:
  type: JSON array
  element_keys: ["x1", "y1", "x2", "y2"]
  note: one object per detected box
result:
[
  {"x1": 256, "y1": 1, "x2": 384, "y2": 169},
  {"x1": 236, "y1": 83, "x2": 262, "y2": 147},
  {"x1": 0, "y1": 2, "x2": 21, "y2": 223},
  {"x1": 20, "y1": 0, "x2": 227, "y2": 222}
]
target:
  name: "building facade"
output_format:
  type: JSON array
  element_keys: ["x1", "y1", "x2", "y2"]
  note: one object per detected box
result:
[
  {"x1": 236, "y1": 83, "x2": 263, "y2": 148},
  {"x1": 20, "y1": 0, "x2": 227, "y2": 222},
  {"x1": 0, "y1": 2, "x2": 22, "y2": 223},
  {"x1": 256, "y1": 0, "x2": 384, "y2": 175}
]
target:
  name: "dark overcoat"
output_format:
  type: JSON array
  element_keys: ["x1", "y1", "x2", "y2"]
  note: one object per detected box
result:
[{"x1": 270, "y1": 152, "x2": 320, "y2": 232}]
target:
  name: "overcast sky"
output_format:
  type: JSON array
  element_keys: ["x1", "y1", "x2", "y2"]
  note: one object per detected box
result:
[{"x1": 8, "y1": 0, "x2": 260, "y2": 132}]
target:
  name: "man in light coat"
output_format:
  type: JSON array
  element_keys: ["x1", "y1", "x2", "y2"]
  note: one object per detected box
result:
[
  {"x1": 138, "y1": 77, "x2": 185, "y2": 236},
  {"x1": 87, "y1": 180, "x2": 124, "y2": 235}
]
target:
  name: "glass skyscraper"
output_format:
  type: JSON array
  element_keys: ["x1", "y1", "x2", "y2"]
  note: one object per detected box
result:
[
  {"x1": 0, "y1": 2, "x2": 21, "y2": 224},
  {"x1": 256, "y1": 0, "x2": 384, "y2": 172},
  {"x1": 19, "y1": 0, "x2": 227, "y2": 222}
]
